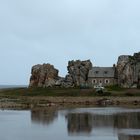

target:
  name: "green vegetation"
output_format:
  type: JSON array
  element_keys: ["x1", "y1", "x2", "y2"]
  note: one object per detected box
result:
[
  {"x1": 0, "y1": 87, "x2": 140, "y2": 109},
  {"x1": 105, "y1": 85, "x2": 125, "y2": 91},
  {"x1": 95, "y1": 90, "x2": 112, "y2": 96},
  {"x1": 0, "y1": 88, "x2": 95, "y2": 97},
  {"x1": 0, "y1": 86, "x2": 140, "y2": 98}
]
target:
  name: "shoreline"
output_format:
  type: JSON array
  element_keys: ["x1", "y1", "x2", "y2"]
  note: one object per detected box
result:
[
  {"x1": 0, "y1": 96, "x2": 140, "y2": 109},
  {"x1": 0, "y1": 87, "x2": 140, "y2": 109}
]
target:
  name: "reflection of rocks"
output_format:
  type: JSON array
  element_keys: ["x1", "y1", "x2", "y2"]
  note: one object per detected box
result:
[
  {"x1": 92, "y1": 115, "x2": 115, "y2": 128},
  {"x1": 93, "y1": 112, "x2": 140, "y2": 129},
  {"x1": 31, "y1": 108, "x2": 58, "y2": 125},
  {"x1": 66, "y1": 113, "x2": 93, "y2": 134},
  {"x1": 114, "y1": 112, "x2": 140, "y2": 129},
  {"x1": 65, "y1": 111, "x2": 140, "y2": 135},
  {"x1": 30, "y1": 107, "x2": 140, "y2": 139},
  {"x1": 118, "y1": 134, "x2": 140, "y2": 140}
]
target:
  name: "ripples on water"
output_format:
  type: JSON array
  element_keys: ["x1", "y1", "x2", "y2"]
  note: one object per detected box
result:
[{"x1": 0, "y1": 107, "x2": 140, "y2": 140}]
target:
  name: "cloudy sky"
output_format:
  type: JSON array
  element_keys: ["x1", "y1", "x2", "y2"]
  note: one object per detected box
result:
[{"x1": 0, "y1": 0, "x2": 140, "y2": 85}]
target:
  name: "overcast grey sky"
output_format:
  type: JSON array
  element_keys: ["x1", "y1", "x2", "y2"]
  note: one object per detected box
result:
[{"x1": 0, "y1": 0, "x2": 140, "y2": 85}]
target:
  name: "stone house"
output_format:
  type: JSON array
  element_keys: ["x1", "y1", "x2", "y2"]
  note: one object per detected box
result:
[{"x1": 88, "y1": 67, "x2": 116, "y2": 86}]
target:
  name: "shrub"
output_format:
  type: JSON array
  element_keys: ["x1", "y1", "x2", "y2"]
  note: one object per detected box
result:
[{"x1": 95, "y1": 90, "x2": 111, "y2": 96}]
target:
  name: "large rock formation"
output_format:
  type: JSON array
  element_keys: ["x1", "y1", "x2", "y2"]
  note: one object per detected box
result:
[
  {"x1": 29, "y1": 52, "x2": 140, "y2": 88},
  {"x1": 65, "y1": 60, "x2": 92, "y2": 86},
  {"x1": 29, "y1": 60, "x2": 92, "y2": 88},
  {"x1": 117, "y1": 52, "x2": 140, "y2": 88},
  {"x1": 117, "y1": 55, "x2": 133, "y2": 88},
  {"x1": 29, "y1": 63, "x2": 59, "y2": 88}
]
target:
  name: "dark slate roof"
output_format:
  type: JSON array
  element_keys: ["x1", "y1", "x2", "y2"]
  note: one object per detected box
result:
[{"x1": 88, "y1": 67, "x2": 115, "y2": 78}]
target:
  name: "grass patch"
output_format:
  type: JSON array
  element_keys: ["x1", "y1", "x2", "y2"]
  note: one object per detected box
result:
[
  {"x1": 105, "y1": 85, "x2": 125, "y2": 92},
  {"x1": 0, "y1": 87, "x2": 140, "y2": 97},
  {"x1": 0, "y1": 88, "x2": 96, "y2": 97}
]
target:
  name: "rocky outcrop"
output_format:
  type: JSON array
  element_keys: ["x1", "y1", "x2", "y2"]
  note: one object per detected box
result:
[
  {"x1": 29, "y1": 52, "x2": 140, "y2": 89},
  {"x1": 29, "y1": 60, "x2": 92, "y2": 88},
  {"x1": 29, "y1": 63, "x2": 59, "y2": 88},
  {"x1": 117, "y1": 52, "x2": 140, "y2": 88},
  {"x1": 65, "y1": 60, "x2": 92, "y2": 86},
  {"x1": 117, "y1": 55, "x2": 133, "y2": 88}
]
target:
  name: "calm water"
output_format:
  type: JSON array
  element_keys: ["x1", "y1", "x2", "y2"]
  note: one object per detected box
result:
[
  {"x1": 0, "y1": 107, "x2": 140, "y2": 140},
  {"x1": 0, "y1": 85, "x2": 27, "y2": 89}
]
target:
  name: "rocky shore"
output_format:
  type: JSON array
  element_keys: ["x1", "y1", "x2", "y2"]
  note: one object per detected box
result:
[{"x1": 0, "y1": 96, "x2": 140, "y2": 109}]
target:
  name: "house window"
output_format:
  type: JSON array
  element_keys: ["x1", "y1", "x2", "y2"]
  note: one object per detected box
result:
[
  {"x1": 105, "y1": 79, "x2": 110, "y2": 84},
  {"x1": 99, "y1": 80, "x2": 102, "y2": 83},
  {"x1": 104, "y1": 71, "x2": 108, "y2": 74},
  {"x1": 92, "y1": 79, "x2": 97, "y2": 84},
  {"x1": 95, "y1": 71, "x2": 99, "y2": 74}
]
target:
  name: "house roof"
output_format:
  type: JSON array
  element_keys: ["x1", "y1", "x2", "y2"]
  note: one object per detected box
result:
[{"x1": 88, "y1": 67, "x2": 115, "y2": 78}]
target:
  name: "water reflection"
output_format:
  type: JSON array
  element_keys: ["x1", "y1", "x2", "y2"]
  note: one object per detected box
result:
[
  {"x1": 118, "y1": 134, "x2": 140, "y2": 140},
  {"x1": 66, "y1": 113, "x2": 93, "y2": 134},
  {"x1": 65, "y1": 112, "x2": 140, "y2": 134},
  {"x1": 115, "y1": 113, "x2": 140, "y2": 129},
  {"x1": 31, "y1": 108, "x2": 58, "y2": 125},
  {"x1": 30, "y1": 107, "x2": 140, "y2": 140}
]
